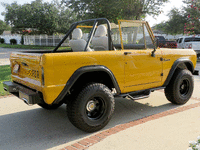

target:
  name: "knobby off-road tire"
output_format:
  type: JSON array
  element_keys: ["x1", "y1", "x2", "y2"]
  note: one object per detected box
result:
[
  {"x1": 38, "y1": 102, "x2": 63, "y2": 110},
  {"x1": 67, "y1": 83, "x2": 115, "y2": 133},
  {"x1": 164, "y1": 69, "x2": 194, "y2": 105}
]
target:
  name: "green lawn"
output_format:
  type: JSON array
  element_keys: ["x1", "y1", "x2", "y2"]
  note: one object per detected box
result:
[
  {"x1": 0, "y1": 65, "x2": 11, "y2": 96},
  {"x1": 0, "y1": 43, "x2": 70, "y2": 50}
]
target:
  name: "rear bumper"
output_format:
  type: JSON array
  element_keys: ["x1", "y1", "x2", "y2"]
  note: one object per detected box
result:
[{"x1": 3, "y1": 81, "x2": 43, "y2": 105}]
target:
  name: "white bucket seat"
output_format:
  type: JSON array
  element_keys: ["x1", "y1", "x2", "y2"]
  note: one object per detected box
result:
[
  {"x1": 92, "y1": 25, "x2": 108, "y2": 51},
  {"x1": 69, "y1": 28, "x2": 92, "y2": 52}
]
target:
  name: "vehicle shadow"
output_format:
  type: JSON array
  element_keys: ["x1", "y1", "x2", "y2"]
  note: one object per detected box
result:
[{"x1": 0, "y1": 95, "x2": 180, "y2": 150}]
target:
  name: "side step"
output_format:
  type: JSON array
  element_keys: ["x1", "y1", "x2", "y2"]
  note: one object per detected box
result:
[
  {"x1": 116, "y1": 90, "x2": 151, "y2": 101},
  {"x1": 127, "y1": 92, "x2": 150, "y2": 100}
]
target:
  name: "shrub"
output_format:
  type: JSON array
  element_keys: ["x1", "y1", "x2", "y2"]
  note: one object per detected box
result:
[
  {"x1": 20, "y1": 35, "x2": 24, "y2": 45},
  {"x1": 0, "y1": 38, "x2": 5, "y2": 44},
  {"x1": 188, "y1": 136, "x2": 200, "y2": 150},
  {"x1": 10, "y1": 39, "x2": 17, "y2": 45}
]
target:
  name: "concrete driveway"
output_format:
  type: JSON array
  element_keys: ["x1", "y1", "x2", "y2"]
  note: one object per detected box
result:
[{"x1": 0, "y1": 76, "x2": 199, "y2": 150}]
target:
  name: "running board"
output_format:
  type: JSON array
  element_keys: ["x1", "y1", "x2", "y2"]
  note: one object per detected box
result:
[
  {"x1": 116, "y1": 90, "x2": 151, "y2": 101},
  {"x1": 127, "y1": 93, "x2": 150, "y2": 100}
]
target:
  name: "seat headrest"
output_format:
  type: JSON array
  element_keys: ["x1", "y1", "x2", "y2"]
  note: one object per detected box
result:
[
  {"x1": 72, "y1": 28, "x2": 83, "y2": 40},
  {"x1": 94, "y1": 25, "x2": 107, "y2": 37}
]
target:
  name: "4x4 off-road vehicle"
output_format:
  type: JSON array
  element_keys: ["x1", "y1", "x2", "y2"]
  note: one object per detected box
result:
[{"x1": 3, "y1": 18, "x2": 199, "y2": 132}]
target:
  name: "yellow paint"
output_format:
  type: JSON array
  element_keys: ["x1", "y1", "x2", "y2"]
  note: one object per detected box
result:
[{"x1": 77, "y1": 25, "x2": 94, "y2": 28}]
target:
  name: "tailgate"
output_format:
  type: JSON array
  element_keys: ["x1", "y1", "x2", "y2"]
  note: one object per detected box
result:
[{"x1": 10, "y1": 52, "x2": 43, "y2": 91}]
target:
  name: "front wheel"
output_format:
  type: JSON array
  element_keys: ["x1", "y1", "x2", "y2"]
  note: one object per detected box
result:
[
  {"x1": 164, "y1": 69, "x2": 194, "y2": 105},
  {"x1": 67, "y1": 83, "x2": 115, "y2": 133}
]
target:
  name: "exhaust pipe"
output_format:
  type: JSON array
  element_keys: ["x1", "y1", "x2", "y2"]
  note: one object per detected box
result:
[{"x1": 22, "y1": 98, "x2": 32, "y2": 106}]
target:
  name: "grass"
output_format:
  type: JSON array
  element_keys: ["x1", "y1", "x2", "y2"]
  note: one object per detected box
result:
[
  {"x1": 0, "y1": 43, "x2": 71, "y2": 50},
  {"x1": 0, "y1": 65, "x2": 11, "y2": 96}
]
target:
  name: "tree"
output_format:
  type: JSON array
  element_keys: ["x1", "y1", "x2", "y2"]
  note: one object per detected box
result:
[
  {"x1": 53, "y1": 0, "x2": 78, "y2": 34},
  {"x1": 183, "y1": 0, "x2": 200, "y2": 35},
  {"x1": 158, "y1": 0, "x2": 200, "y2": 35},
  {"x1": 2, "y1": 0, "x2": 77, "y2": 35},
  {"x1": 154, "y1": 8, "x2": 187, "y2": 35},
  {"x1": 63, "y1": 0, "x2": 169, "y2": 22},
  {"x1": 0, "y1": 20, "x2": 10, "y2": 35},
  {"x1": 2, "y1": 0, "x2": 59, "y2": 35},
  {"x1": 153, "y1": 22, "x2": 170, "y2": 34},
  {"x1": 166, "y1": 8, "x2": 187, "y2": 35}
]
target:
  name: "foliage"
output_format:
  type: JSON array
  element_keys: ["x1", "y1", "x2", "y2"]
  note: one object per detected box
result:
[
  {"x1": 188, "y1": 136, "x2": 200, "y2": 150},
  {"x1": 0, "y1": 65, "x2": 11, "y2": 96},
  {"x1": 63, "y1": 0, "x2": 169, "y2": 23},
  {"x1": 0, "y1": 20, "x2": 10, "y2": 35},
  {"x1": 153, "y1": 8, "x2": 187, "y2": 35},
  {"x1": 2, "y1": 0, "x2": 77, "y2": 35},
  {"x1": 167, "y1": 8, "x2": 188, "y2": 35},
  {"x1": 0, "y1": 38, "x2": 5, "y2": 44},
  {"x1": 183, "y1": 0, "x2": 200, "y2": 35},
  {"x1": 155, "y1": 0, "x2": 200, "y2": 35},
  {"x1": 54, "y1": 0, "x2": 78, "y2": 34},
  {"x1": 153, "y1": 22, "x2": 169, "y2": 34},
  {"x1": 10, "y1": 39, "x2": 17, "y2": 45}
]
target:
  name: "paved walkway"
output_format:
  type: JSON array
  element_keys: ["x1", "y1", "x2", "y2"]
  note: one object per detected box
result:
[{"x1": 0, "y1": 58, "x2": 10, "y2": 66}]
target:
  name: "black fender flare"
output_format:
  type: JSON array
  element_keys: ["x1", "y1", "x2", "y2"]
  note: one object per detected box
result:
[
  {"x1": 53, "y1": 65, "x2": 121, "y2": 104},
  {"x1": 162, "y1": 58, "x2": 194, "y2": 87}
]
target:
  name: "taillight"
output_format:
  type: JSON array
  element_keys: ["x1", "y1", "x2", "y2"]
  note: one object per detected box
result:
[{"x1": 188, "y1": 44, "x2": 192, "y2": 49}]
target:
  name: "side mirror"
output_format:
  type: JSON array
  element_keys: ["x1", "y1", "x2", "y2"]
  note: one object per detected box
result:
[{"x1": 151, "y1": 38, "x2": 158, "y2": 57}]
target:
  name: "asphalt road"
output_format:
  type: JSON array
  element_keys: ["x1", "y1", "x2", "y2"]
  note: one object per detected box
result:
[
  {"x1": 0, "y1": 47, "x2": 42, "y2": 59},
  {"x1": 0, "y1": 48, "x2": 199, "y2": 150}
]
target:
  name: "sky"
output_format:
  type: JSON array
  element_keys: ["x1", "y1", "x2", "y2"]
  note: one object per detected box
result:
[{"x1": 0, "y1": 0, "x2": 185, "y2": 27}]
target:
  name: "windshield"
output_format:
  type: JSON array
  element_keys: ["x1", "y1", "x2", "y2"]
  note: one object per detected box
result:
[{"x1": 111, "y1": 20, "x2": 154, "y2": 50}]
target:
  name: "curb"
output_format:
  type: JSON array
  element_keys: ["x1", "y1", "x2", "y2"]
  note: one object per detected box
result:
[{"x1": 61, "y1": 97, "x2": 200, "y2": 150}]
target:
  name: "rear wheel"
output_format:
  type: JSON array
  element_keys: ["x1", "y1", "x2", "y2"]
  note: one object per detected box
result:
[
  {"x1": 67, "y1": 83, "x2": 115, "y2": 132},
  {"x1": 164, "y1": 69, "x2": 194, "y2": 105}
]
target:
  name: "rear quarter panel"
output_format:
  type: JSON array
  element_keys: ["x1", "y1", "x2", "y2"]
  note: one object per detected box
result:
[
  {"x1": 161, "y1": 48, "x2": 197, "y2": 85},
  {"x1": 42, "y1": 51, "x2": 125, "y2": 104}
]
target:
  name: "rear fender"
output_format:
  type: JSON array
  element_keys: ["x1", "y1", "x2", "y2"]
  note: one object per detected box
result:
[{"x1": 53, "y1": 65, "x2": 121, "y2": 104}]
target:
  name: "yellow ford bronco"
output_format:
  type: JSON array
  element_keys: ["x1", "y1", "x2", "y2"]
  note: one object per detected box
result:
[{"x1": 3, "y1": 18, "x2": 199, "y2": 132}]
